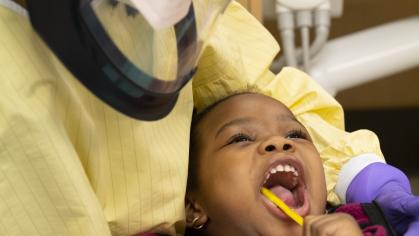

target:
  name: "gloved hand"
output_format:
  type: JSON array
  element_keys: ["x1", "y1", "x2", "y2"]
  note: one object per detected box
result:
[{"x1": 346, "y1": 162, "x2": 419, "y2": 235}]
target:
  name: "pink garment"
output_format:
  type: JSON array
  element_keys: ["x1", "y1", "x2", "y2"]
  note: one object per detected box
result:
[{"x1": 336, "y1": 203, "x2": 387, "y2": 236}]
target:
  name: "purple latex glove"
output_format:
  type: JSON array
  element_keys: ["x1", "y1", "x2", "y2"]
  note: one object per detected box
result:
[{"x1": 347, "y1": 162, "x2": 419, "y2": 235}]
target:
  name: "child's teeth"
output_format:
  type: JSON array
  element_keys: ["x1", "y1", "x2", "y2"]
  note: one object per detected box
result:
[
  {"x1": 276, "y1": 165, "x2": 284, "y2": 172},
  {"x1": 266, "y1": 163, "x2": 300, "y2": 182}
]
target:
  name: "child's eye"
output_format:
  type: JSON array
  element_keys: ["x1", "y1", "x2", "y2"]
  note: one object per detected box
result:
[
  {"x1": 286, "y1": 129, "x2": 309, "y2": 140},
  {"x1": 227, "y1": 133, "x2": 254, "y2": 145}
]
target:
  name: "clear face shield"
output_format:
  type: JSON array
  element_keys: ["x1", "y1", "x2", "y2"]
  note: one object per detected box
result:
[{"x1": 28, "y1": 0, "x2": 231, "y2": 120}]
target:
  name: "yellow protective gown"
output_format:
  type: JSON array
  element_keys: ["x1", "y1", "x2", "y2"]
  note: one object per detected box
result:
[{"x1": 0, "y1": 1, "x2": 383, "y2": 235}]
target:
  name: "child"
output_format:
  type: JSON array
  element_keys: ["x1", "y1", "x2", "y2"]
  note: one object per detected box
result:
[{"x1": 185, "y1": 92, "x2": 395, "y2": 236}]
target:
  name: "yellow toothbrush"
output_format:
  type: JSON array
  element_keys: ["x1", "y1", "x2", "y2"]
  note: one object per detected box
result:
[{"x1": 261, "y1": 187, "x2": 304, "y2": 226}]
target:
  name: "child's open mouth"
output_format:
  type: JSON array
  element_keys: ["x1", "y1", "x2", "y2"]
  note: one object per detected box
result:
[{"x1": 260, "y1": 158, "x2": 310, "y2": 221}]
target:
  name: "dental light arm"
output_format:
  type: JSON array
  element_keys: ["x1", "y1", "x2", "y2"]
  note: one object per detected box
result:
[{"x1": 309, "y1": 16, "x2": 419, "y2": 95}]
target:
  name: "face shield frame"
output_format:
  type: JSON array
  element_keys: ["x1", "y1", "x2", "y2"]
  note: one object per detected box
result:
[
  {"x1": 79, "y1": 0, "x2": 200, "y2": 94},
  {"x1": 28, "y1": 0, "x2": 206, "y2": 120}
]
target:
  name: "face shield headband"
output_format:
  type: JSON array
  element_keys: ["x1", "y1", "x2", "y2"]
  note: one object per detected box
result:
[{"x1": 27, "y1": 0, "x2": 200, "y2": 120}]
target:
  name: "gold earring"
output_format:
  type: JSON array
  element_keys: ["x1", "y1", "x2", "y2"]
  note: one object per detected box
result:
[{"x1": 192, "y1": 216, "x2": 204, "y2": 229}]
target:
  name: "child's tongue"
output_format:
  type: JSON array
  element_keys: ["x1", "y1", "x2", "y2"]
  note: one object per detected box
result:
[{"x1": 269, "y1": 185, "x2": 296, "y2": 207}]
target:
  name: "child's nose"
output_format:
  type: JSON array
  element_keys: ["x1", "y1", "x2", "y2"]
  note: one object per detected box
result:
[{"x1": 259, "y1": 136, "x2": 295, "y2": 154}]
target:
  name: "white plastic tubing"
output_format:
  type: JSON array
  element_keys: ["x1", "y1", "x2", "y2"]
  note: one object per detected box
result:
[
  {"x1": 271, "y1": 0, "x2": 331, "y2": 72},
  {"x1": 309, "y1": 16, "x2": 419, "y2": 95}
]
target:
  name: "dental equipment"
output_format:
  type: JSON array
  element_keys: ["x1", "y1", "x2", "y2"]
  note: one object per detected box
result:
[
  {"x1": 271, "y1": 0, "x2": 336, "y2": 72},
  {"x1": 268, "y1": 0, "x2": 419, "y2": 95},
  {"x1": 310, "y1": 16, "x2": 419, "y2": 95}
]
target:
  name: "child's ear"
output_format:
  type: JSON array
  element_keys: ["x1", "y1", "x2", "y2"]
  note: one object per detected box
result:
[{"x1": 185, "y1": 195, "x2": 208, "y2": 229}]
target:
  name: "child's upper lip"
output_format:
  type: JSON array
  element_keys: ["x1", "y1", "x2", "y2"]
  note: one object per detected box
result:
[{"x1": 259, "y1": 155, "x2": 306, "y2": 191}]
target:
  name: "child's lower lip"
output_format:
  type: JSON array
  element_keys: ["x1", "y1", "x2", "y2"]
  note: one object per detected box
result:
[{"x1": 261, "y1": 187, "x2": 310, "y2": 222}]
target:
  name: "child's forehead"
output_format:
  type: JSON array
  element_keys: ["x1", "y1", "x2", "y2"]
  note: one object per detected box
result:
[
  {"x1": 215, "y1": 93, "x2": 291, "y2": 115},
  {"x1": 200, "y1": 94, "x2": 295, "y2": 127}
]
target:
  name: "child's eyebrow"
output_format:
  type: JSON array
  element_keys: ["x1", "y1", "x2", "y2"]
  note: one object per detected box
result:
[
  {"x1": 283, "y1": 115, "x2": 303, "y2": 126},
  {"x1": 215, "y1": 117, "x2": 253, "y2": 138},
  {"x1": 281, "y1": 115, "x2": 306, "y2": 129}
]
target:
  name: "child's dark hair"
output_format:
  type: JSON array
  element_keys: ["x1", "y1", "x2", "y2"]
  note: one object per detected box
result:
[{"x1": 187, "y1": 88, "x2": 262, "y2": 192}]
